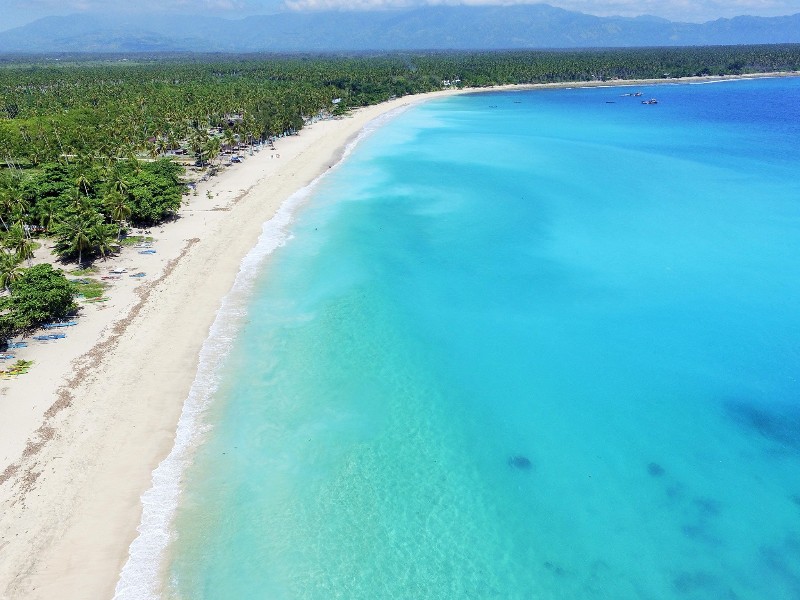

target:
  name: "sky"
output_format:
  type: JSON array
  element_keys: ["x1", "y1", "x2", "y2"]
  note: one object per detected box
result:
[{"x1": 2, "y1": 0, "x2": 799, "y2": 30}]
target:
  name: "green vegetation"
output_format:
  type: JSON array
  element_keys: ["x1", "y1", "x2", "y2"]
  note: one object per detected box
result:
[
  {"x1": 2, "y1": 47, "x2": 798, "y2": 169},
  {"x1": 72, "y1": 278, "x2": 106, "y2": 299},
  {"x1": 0, "y1": 263, "x2": 76, "y2": 339},
  {"x1": 119, "y1": 235, "x2": 154, "y2": 246},
  {"x1": 1, "y1": 359, "x2": 34, "y2": 378},
  {"x1": 0, "y1": 46, "x2": 797, "y2": 343}
]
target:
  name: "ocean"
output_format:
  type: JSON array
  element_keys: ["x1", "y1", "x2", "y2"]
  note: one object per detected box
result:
[{"x1": 118, "y1": 77, "x2": 800, "y2": 599}]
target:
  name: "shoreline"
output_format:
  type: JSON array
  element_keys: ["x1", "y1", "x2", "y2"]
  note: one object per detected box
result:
[{"x1": 0, "y1": 71, "x2": 797, "y2": 599}]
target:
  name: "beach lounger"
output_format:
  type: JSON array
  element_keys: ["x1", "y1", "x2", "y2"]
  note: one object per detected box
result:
[
  {"x1": 110, "y1": 268, "x2": 127, "y2": 274},
  {"x1": 0, "y1": 354, "x2": 15, "y2": 360},
  {"x1": 130, "y1": 272, "x2": 146, "y2": 278},
  {"x1": 43, "y1": 321, "x2": 78, "y2": 329},
  {"x1": 138, "y1": 249, "x2": 157, "y2": 254},
  {"x1": 8, "y1": 342, "x2": 27, "y2": 348}
]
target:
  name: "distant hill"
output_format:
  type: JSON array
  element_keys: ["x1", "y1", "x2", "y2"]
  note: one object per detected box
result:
[{"x1": 0, "y1": 5, "x2": 799, "y2": 53}]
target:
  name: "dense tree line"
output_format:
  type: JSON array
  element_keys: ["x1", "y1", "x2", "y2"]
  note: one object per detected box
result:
[{"x1": 1, "y1": 46, "x2": 798, "y2": 167}]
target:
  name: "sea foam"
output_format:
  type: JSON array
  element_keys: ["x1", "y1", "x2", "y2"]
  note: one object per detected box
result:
[{"x1": 113, "y1": 107, "x2": 405, "y2": 600}]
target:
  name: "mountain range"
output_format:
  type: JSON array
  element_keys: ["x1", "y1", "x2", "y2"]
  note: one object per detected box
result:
[{"x1": 0, "y1": 5, "x2": 799, "y2": 53}]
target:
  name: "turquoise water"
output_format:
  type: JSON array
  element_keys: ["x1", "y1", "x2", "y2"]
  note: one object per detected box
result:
[{"x1": 166, "y1": 78, "x2": 800, "y2": 599}]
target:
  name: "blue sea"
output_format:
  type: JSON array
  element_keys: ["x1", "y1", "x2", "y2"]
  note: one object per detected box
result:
[{"x1": 118, "y1": 77, "x2": 800, "y2": 600}]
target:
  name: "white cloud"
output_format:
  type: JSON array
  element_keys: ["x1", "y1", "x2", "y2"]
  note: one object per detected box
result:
[{"x1": 15, "y1": 0, "x2": 260, "y2": 13}]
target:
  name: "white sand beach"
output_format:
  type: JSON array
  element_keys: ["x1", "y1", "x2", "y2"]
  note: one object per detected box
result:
[
  {"x1": 0, "y1": 72, "x2": 796, "y2": 599},
  {"x1": 0, "y1": 87, "x2": 466, "y2": 600}
]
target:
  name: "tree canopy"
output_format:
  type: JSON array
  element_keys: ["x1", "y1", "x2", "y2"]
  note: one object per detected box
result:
[{"x1": 0, "y1": 263, "x2": 76, "y2": 339}]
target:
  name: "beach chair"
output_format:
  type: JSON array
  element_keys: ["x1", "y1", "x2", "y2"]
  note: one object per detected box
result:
[{"x1": 43, "y1": 321, "x2": 75, "y2": 329}]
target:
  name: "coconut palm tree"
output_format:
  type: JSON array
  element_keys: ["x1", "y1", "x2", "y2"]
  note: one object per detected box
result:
[
  {"x1": 104, "y1": 191, "x2": 131, "y2": 241},
  {"x1": 4, "y1": 225, "x2": 34, "y2": 266},
  {"x1": 189, "y1": 130, "x2": 210, "y2": 167},
  {"x1": 204, "y1": 137, "x2": 221, "y2": 167},
  {"x1": 91, "y1": 223, "x2": 116, "y2": 261},
  {"x1": 0, "y1": 251, "x2": 22, "y2": 293},
  {"x1": 37, "y1": 198, "x2": 58, "y2": 234},
  {"x1": 54, "y1": 210, "x2": 98, "y2": 266},
  {"x1": 223, "y1": 128, "x2": 237, "y2": 152}
]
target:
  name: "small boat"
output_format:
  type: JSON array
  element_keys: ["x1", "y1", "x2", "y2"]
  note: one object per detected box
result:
[{"x1": 641, "y1": 98, "x2": 658, "y2": 105}]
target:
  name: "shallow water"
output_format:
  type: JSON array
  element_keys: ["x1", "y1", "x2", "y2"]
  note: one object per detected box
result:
[{"x1": 165, "y1": 77, "x2": 800, "y2": 599}]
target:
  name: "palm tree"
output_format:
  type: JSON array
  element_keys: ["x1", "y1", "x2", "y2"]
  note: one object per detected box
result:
[
  {"x1": 106, "y1": 166, "x2": 128, "y2": 197},
  {"x1": 0, "y1": 184, "x2": 18, "y2": 233},
  {"x1": 68, "y1": 187, "x2": 90, "y2": 214},
  {"x1": 0, "y1": 251, "x2": 22, "y2": 293},
  {"x1": 74, "y1": 157, "x2": 94, "y2": 199},
  {"x1": 54, "y1": 210, "x2": 98, "y2": 266},
  {"x1": 189, "y1": 130, "x2": 210, "y2": 167},
  {"x1": 104, "y1": 191, "x2": 132, "y2": 241},
  {"x1": 223, "y1": 128, "x2": 236, "y2": 152},
  {"x1": 4, "y1": 225, "x2": 34, "y2": 266},
  {"x1": 37, "y1": 198, "x2": 58, "y2": 234},
  {"x1": 204, "y1": 137, "x2": 221, "y2": 167},
  {"x1": 91, "y1": 223, "x2": 115, "y2": 261}
]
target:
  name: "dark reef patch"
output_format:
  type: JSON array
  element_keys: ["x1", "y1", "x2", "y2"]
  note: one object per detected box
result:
[
  {"x1": 543, "y1": 561, "x2": 566, "y2": 576},
  {"x1": 694, "y1": 497, "x2": 722, "y2": 517},
  {"x1": 647, "y1": 462, "x2": 665, "y2": 477},
  {"x1": 723, "y1": 399, "x2": 800, "y2": 452},
  {"x1": 672, "y1": 571, "x2": 738, "y2": 598},
  {"x1": 760, "y1": 537, "x2": 800, "y2": 594},
  {"x1": 507, "y1": 455, "x2": 533, "y2": 470},
  {"x1": 672, "y1": 570, "x2": 715, "y2": 593}
]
